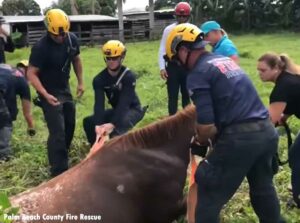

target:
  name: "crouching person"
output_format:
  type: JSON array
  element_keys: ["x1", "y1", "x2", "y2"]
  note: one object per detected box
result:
[
  {"x1": 0, "y1": 63, "x2": 34, "y2": 161},
  {"x1": 83, "y1": 40, "x2": 146, "y2": 145}
]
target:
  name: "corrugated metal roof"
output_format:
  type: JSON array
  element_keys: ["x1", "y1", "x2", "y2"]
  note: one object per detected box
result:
[
  {"x1": 3, "y1": 15, "x2": 118, "y2": 23},
  {"x1": 123, "y1": 8, "x2": 173, "y2": 16}
]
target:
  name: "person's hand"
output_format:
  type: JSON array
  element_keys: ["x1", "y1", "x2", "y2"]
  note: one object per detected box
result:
[
  {"x1": 27, "y1": 128, "x2": 36, "y2": 137},
  {"x1": 95, "y1": 123, "x2": 115, "y2": 137},
  {"x1": 45, "y1": 94, "x2": 60, "y2": 106},
  {"x1": 76, "y1": 83, "x2": 84, "y2": 98},
  {"x1": 277, "y1": 114, "x2": 289, "y2": 126},
  {"x1": 160, "y1": 69, "x2": 168, "y2": 80},
  {"x1": 190, "y1": 137, "x2": 208, "y2": 158}
]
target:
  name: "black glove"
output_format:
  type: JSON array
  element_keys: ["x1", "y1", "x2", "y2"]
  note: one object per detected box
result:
[
  {"x1": 190, "y1": 141, "x2": 208, "y2": 158},
  {"x1": 27, "y1": 128, "x2": 36, "y2": 137}
]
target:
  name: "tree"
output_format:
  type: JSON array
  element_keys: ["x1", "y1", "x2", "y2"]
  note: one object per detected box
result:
[
  {"x1": 51, "y1": 0, "x2": 116, "y2": 16},
  {"x1": 1, "y1": 0, "x2": 41, "y2": 15},
  {"x1": 293, "y1": 0, "x2": 300, "y2": 30}
]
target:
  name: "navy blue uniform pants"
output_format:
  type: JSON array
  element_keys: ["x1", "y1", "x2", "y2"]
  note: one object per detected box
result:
[
  {"x1": 195, "y1": 119, "x2": 285, "y2": 223},
  {"x1": 83, "y1": 107, "x2": 145, "y2": 145},
  {"x1": 289, "y1": 133, "x2": 300, "y2": 208},
  {"x1": 166, "y1": 62, "x2": 190, "y2": 115},
  {"x1": 42, "y1": 100, "x2": 75, "y2": 177}
]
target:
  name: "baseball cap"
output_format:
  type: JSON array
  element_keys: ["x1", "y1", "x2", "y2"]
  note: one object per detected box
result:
[{"x1": 200, "y1": 21, "x2": 221, "y2": 35}]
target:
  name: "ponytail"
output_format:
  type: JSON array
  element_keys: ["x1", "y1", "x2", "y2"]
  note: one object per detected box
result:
[
  {"x1": 279, "y1": 54, "x2": 300, "y2": 75},
  {"x1": 220, "y1": 29, "x2": 228, "y2": 37}
]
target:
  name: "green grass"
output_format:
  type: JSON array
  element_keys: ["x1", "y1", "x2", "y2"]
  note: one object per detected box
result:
[{"x1": 1, "y1": 32, "x2": 300, "y2": 222}]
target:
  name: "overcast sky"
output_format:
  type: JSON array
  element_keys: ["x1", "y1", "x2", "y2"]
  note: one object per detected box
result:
[{"x1": 31, "y1": 0, "x2": 150, "y2": 11}]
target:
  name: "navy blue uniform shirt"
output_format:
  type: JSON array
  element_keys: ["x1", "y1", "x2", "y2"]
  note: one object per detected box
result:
[
  {"x1": 0, "y1": 67, "x2": 31, "y2": 121},
  {"x1": 187, "y1": 53, "x2": 268, "y2": 130},
  {"x1": 93, "y1": 66, "x2": 141, "y2": 126},
  {"x1": 29, "y1": 33, "x2": 80, "y2": 98}
]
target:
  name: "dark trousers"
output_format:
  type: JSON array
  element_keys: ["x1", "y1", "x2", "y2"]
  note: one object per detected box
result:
[
  {"x1": 83, "y1": 107, "x2": 144, "y2": 145},
  {"x1": 0, "y1": 125, "x2": 12, "y2": 159},
  {"x1": 42, "y1": 100, "x2": 75, "y2": 177},
  {"x1": 166, "y1": 62, "x2": 190, "y2": 115},
  {"x1": 289, "y1": 133, "x2": 300, "y2": 207},
  {"x1": 195, "y1": 120, "x2": 285, "y2": 223}
]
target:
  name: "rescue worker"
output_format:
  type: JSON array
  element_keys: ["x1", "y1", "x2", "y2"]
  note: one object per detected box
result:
[
  {"x1": 27, "y1": 9, "x2": 84, "y2": 177},
  {"x1": 165, "y1": 23, "x2": 285, "y2": 223},
  {"x1": 158, "y1": 2, "x2": 191, "y2": 115},
  {"x1": 83, "y1": 40, "x2": 146, "y2": 145},
  {"x1": 0, "y1": 64, "x2": 34, "y2": 161}
]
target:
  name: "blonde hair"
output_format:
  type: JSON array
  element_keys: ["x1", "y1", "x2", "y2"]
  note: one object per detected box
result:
[
  {"x1": 258, "y1": 52, "x2": 300, "y2": 75},
  {"x1": 220, "y1": 28, "x2": 228, "y2": 37}
]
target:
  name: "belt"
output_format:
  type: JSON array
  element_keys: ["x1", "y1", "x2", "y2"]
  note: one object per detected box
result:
[{"x1": 222, "y1": 118, "x2": 271, "y2": 134}]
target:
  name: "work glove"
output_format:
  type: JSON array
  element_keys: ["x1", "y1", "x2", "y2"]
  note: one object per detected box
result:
[
  {"x1": 27, "y1": 128, "x2": 36, "y2": 137},
  {"x1": 190, "y1": 139, "x2": 208, "y2": 158}
]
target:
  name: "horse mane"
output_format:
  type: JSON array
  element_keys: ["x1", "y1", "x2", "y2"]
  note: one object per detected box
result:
[{"x1": 105, "y1": 105, "x2": 196, "y2": 150}]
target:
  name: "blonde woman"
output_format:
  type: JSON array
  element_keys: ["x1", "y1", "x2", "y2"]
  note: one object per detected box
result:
[
  {"x1": 200, "y1": 21, "x2": 239, "y2": 63},
  {"x1": 257, "y1": 52, "x2": 300, "y2": 208}
]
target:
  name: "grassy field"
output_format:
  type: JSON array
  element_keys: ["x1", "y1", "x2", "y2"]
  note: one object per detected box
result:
[{"x1": 1, "y1": 33, "x2": 300, "y2": 222}]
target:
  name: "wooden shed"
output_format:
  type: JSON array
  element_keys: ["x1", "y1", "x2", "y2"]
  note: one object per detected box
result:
[
  {"x1": 3, "y1": 9, "x2": 175, "y2": 47},
  {"x1": 124, "y1": 8, "x2": 175, "y2": 39},
  {"x1": 4, "y1": 15, "x2": 120, "y2": 46}
]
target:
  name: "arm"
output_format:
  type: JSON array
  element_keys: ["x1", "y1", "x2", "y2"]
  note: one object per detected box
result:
[
  {"x1": 93, "y1": 88, "x2": 105, "y2": 125},
  {"x1": 110, "y1": 74, "x2": 135, "y2": 126},
  {"x1": 268, "y1": 102, "x2": 287, "y2": 125},
  {"x1": 72, "y1": 55, "x2": 84, "y2": 98},
  {"x1": 21, "y1": 99, "x2": 34, "y2": 129},
  {"x1": 93, "y1": 78, "x2": 110, "y2": 136},
  {"x1": 158, "y1": 26, "x2": 171, "y2": 80},
  {"x1": 27, "y1": 65, "x2": 59, "y2": 106},
  {"x1": 191, "y1": 89, "x2": 217, "y2": 143},
  {"x1": 15, "y1": 77, "x2": 35, "y2": 136}
]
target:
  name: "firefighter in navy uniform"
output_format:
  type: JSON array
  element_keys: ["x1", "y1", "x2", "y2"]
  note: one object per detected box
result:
[
  {"x1": 0, "y1": 64, "x2": 34, "y2": 161},
  {"x1": 27, "y1": 9, "x2": 84, "y2": 177},
  {"x1": 165, "y1": 23, "x2": 285, "y2": 223},
  {"x1": 83, "y1": 40, "x2": 146, "y2": 145}
]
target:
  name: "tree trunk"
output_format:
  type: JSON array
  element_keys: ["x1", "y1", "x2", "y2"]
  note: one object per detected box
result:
[
  {"x1": 117, "y1": 0, "x2": 124, "y2": 41},
  {"x1": 149, "y1": 0, "x2": 154, "y2": 39},
  {"x1": 91, "y1": 0, "x2": 95, "y2": 14},
  {"x1": 70, "y1": 0, "x2": 78, "y2": 15}
]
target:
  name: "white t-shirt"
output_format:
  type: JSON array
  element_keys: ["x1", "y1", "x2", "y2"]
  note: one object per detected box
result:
[{"x1": 158, "y1": 22, "x2": 177, "y2": 71}]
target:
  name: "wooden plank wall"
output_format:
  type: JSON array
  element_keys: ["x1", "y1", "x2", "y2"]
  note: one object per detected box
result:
[{"x1": 24, "y1": 18, "x2": 176, "y2": 46}]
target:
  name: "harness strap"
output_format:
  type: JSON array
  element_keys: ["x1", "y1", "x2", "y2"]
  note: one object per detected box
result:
[{"x1": 115, "y1": 67, "x2": 130, "y2": 87}]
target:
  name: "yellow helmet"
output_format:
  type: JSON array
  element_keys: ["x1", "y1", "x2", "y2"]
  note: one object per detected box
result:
[
  {"x1": 102, "y1": 40, "x2": 126, "y2": 58},
  {"x1": 44, "y1": 9, "x2": 70, "y2": 35},
  {"x1": 16, "y1": 60, "x2": 29, "y2": 68},
  {"x1": 165, "y1": 23, "x2": 205, "y2": 60}
]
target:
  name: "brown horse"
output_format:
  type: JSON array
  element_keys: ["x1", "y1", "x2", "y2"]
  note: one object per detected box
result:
[{"x1": 10, "y1": 106, "x2": 197, "y2": 223}]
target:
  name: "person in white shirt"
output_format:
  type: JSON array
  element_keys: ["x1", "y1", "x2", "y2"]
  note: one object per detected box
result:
[{"x1": 158, "y1": 2, "x2": 191, "y2": 115}]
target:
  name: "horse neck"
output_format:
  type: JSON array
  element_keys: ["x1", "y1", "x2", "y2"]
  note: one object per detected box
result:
[{"x1": 110, "y1": 106, "x2": 197, "y2": 155}]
